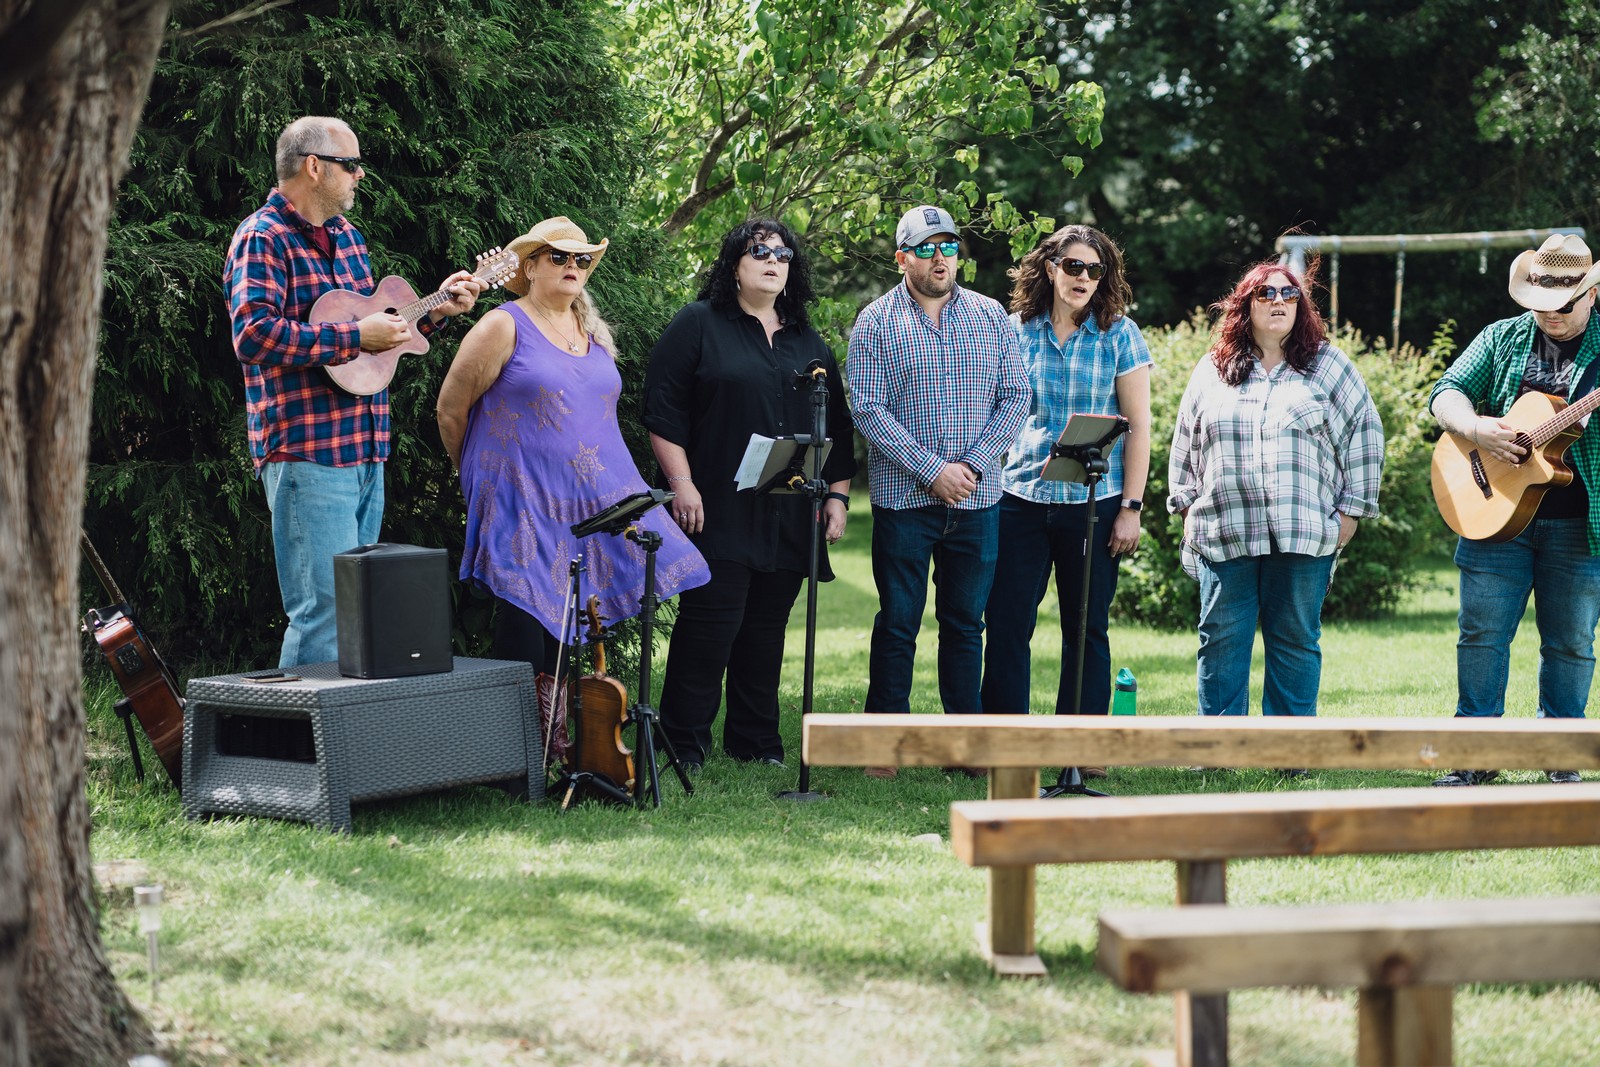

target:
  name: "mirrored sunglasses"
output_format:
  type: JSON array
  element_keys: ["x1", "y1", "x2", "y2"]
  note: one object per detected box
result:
[
  {"x1": 746, "y1": 244, "x2": 796, "y2": 263},
  {"x1": 904, "y1": 240, "x2": 960, "y2": 259},
  {"x1": 1253, "y1": 284, "x2": 1302, "y2": 304},
  {"x1": 546, "y1": 250, "x2": 595, "y2": 269},
  {"x1": 1052, "y1": 256, "x2": 1105, "y2": 281}
]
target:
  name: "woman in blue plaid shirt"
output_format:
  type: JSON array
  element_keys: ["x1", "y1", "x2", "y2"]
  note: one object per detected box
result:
[
  {"x1": 981, "y1": 225, "x2": 1152, "y2": 758},
  {"x1": 1167, "y1": 262, "x2": 1384, "y2": 722}
]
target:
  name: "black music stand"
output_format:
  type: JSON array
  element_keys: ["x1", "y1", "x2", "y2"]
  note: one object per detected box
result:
[
  {"x1": 1038, "y1": 413, "x2": 1128, "y2": 800},
  {"x1": 549, "y1": 557, "x2": 633, "y2": 809},
  {"x1": 570, "y1": 489, "x2": 696, "y2": 808},
  {"x1": 766, "y1": 362, "x2": 833, "y2": 802}
]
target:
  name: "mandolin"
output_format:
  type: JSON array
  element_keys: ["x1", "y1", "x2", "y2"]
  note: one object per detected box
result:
[
  {"x1": 313, "y1": 247, "x2": 519, "y2": 396},
  {"x1": 569, "y1": 596, "x2": 635, "y2": 800},
  {"x1": 1431, "y1": 387, "x2": 1600, "y2": 542},
  {"x1": 80, "y1": 532, "x2": 185, "y2": 789}
]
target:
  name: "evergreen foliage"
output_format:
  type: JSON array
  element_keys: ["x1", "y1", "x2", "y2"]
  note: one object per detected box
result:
[
  {"x1": 89, "y1": 0, "x2": 673, "y2": 665},
  {"x1": 1115, "y1": 315, "x2": 1455, "y2": 630}
]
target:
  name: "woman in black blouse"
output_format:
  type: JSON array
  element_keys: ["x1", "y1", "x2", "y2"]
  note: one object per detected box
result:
[{"x1": 643, "y1": 219, "x2": 856, "y2": 770}]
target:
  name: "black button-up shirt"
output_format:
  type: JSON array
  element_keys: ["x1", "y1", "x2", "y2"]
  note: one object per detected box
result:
[{"x1": 642, "y1": 300, "x2": 857, "y2": 575}]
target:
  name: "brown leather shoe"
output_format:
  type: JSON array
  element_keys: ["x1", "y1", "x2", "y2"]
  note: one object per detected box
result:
[
  {"x1": 1081, "y1": 766, "x2": 1109, "y2": 779},
  {"x1": 864, "y1": 766, "x2": 898, "y2": 780}
]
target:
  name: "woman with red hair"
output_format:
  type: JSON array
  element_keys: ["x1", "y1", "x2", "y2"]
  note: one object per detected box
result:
[{"x1": 1167, "y1": 261, "x2": 1384, "y2": 722}]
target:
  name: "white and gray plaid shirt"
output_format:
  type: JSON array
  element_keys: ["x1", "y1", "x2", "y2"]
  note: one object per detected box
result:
[{"x1": 1167, "y1": 342, "x2": 1384, "y2": 576}]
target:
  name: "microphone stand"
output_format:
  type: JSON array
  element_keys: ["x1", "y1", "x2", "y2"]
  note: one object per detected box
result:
[
  {"x1": 778, "y1": 362, "x2": 830, "y2": 802},
  {"x1": 1038, "y1": 416, "x2": 1128, "y2": 800}
]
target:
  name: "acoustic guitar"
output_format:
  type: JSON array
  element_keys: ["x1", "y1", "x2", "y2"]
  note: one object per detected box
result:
[
  {"x1": 569, "y1": 596, "x2": 635, "y2": 801},
  {"x1": 313, "y1": 247, "x2": 519, "y2": 396},
  {"x1": 80, "y1": 532, "x2": 185, "y2": 789},
  {"x1": 1431, "y1": 387, "x2": 1600, "y2": 542}
]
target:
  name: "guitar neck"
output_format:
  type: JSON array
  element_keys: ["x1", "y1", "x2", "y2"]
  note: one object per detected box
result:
[{"x1": 1531, "y1": 384, "x2": 1600, "y2": 446}]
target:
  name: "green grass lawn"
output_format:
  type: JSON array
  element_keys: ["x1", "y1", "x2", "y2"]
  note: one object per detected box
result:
[{"x1": 90, "y1": 503, "x2": 1600, "y2": 1066}]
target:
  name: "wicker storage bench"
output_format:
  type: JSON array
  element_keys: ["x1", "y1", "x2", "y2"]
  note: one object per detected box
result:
[{"x1": 183, "y1": 657, "x2": 542, "y2": 832}]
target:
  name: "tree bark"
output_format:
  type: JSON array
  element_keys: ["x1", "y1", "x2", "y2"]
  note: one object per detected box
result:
[{"x1": 0, "y1": 1, "x2": 172, "y2": 1062}]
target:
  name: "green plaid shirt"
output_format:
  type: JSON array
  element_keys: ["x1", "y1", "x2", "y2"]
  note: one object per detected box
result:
[{"x1": 1430, "y1": 310, "x2": 1600, "y2": 554}]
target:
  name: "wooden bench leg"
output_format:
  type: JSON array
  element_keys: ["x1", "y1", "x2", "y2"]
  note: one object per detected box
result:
[
  {"x1": 1175, "y1": 860, "x2": 1227, "y2": 1067},
  {"x1": 979, "y1": 767, "x2": 1045, "y2": 978},
  {"x1": 1357, "y1": 986, "x2": 1452, "y2": 1067}
]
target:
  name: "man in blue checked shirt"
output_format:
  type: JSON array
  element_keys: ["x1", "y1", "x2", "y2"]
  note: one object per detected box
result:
[
  {"x1": 848, "y1": 206, "x2": 1031, "y2": 776},
  {"x1": 225, "y1": 116, "x2": 484, "y2": 667}
]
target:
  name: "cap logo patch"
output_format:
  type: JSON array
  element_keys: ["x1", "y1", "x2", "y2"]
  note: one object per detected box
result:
[{"x1": 923, "y1": 208, "x2": 941, "y2": 226}]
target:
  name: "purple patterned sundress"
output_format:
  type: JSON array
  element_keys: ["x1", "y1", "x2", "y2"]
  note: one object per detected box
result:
[{"x1": 458, "y1": 303, "x2": 709, "y2": 636}]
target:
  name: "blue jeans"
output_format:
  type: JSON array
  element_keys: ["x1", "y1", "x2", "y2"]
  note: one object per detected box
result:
[
  {"x1": 262, "y1": 460, "x2": 383, "y2": 667},
  {"x1": 1455, "y1": 518, "x2": 1600, "y2": 718},
  {"x1": 982, "y1": 494, "x2": 1122, "y2": 715},
  {"x1": 1195, "y1": 550, "x2": 1335, "y2": 716},
  {"x1": 866, "y1": 503, "x2": 999, "y2": 714}
]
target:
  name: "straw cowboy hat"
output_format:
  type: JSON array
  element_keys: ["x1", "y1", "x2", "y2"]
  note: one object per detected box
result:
[
  {"x1": 1507, "y1": 233, "x2": 1600, "y2": 312},
  {"x1": 504, "y1": 216, "x2": 609, "y2": 295}
]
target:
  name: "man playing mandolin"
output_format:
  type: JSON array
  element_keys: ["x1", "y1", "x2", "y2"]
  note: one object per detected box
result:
[
  {"x1": 1428, "y1": 233, "x2": 1600, "y2": 787},
  {"x1": 224, "y1": 115, "x2": 486, "y2": 667}
]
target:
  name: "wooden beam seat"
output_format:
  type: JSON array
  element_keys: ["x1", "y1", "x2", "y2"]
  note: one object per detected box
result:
[
  {"x1": 803, "y1": 713, "x2": 1600, "y2": 772},
  {"x1": 1097, "y1": 897, "x2": 1600, "y2": 1066}
]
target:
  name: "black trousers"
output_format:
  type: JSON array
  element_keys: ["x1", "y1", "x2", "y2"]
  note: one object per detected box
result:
[
  {"x1": 493, "y1": 598, "x2": 563, "y2": 676},
  {"x1": 659, "y1": 559, "x2": 805, "y2": 763}
]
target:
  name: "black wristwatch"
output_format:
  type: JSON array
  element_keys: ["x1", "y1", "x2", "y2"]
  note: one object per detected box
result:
[
  {"x1": 1121, "y1": 499, "x2": 1144, "y2": 512},
  {"x1": 825, "y1": 491, "x2": 850, "y2": 511}
]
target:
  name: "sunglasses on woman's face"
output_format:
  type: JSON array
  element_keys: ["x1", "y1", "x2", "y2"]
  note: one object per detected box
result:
[
  {"x1": 1253, "y1": 284, "x2": 1302, "y2": 304},
  {"x1": 746, "y1": 244, "x2": 796, "y2": 263},
  {"x1": 1051, "y1": 256, "x2": 1105, "y2": 281},
  {"x1": 904, "y1": 240, "x2": 960, "y2": 259},
  {"x1": 546, "y1": 250, "x2": 595, "y2": 269}
]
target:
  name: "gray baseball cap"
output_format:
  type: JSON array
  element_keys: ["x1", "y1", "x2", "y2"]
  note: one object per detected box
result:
[{"x1": 895, "y1": 205, "x2": 958, "y2": 250}]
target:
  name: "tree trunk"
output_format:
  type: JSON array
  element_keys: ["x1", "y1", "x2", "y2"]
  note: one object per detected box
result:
[{"x1": 0, "y1": 1, "x2": 172, "y2": 1062}]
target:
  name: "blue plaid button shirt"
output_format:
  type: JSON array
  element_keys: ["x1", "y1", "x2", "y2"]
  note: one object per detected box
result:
[
  {"x1": 1167, "y1": 342, "x2": 1385, "y2": 576},
  {"x1": 848, "y1": 282, "x2": 1031, "y2": 510},
  {"x1": 1001, "y1": 312, "x2": 1153, "y2": 504}
]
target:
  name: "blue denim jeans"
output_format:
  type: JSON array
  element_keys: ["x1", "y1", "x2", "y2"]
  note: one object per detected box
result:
[
  {"x1": 982, "y1": 494, "x2": 1122, "y2": 715},
  {"x1": 262, "y1": 460, "x2": 384, "y2": 667},
  {"x1": 866, "y1": 503, "x2": 999, "y2": 714},
  {"x1": 1454, "y1": 518, "x2": 1600, "y2": 718},
  {"x1": 1195, "y1": 550, "x2": 1335, "y2": 716}
]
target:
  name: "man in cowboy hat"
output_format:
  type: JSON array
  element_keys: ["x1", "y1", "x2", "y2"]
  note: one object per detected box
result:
[
  {"x1": 1427, "y1": 232, "x2": 1600, "y2": 786},
  {"x1": 847, "y1": 206, "x2": 1030, "y2": 777},
  {"x1": 224, "y1": 115, "x2": 486, "y2": 667}
]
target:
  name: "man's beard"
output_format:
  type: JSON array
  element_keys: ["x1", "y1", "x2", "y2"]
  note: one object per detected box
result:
[{"x1": 907, "y1": 270, "x2": 954, "y2": 300}]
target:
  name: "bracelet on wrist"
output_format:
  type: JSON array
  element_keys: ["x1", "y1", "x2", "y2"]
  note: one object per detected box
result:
[
  {"x1": 825, "y1": 491, "x2": 850, "y2": 510},
  {"x1": 667, "y1": 475, "x2": 693, "y2": 484}
]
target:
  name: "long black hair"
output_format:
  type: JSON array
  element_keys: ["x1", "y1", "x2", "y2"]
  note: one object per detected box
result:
[{"x1": 696, "y1": 218, "x2": 816, "y2": 331}]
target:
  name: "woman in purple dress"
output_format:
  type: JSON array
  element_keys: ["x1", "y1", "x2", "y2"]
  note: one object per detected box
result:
[{"x1": 437, "y1": 216, "x2": 709, "y2": 672}]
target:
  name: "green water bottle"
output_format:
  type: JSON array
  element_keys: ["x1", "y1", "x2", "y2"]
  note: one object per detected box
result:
[{"x1": 1112, "y1": 668, "x2": 1137, "y2": 715}]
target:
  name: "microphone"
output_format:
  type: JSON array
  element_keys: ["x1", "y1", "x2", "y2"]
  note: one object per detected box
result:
[{"x1": 794, "y1": 359, "x2": 827, "y2": 388}]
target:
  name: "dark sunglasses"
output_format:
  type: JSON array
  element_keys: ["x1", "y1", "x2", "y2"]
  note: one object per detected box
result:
[
  {"x1": 746, "y1": 244, "x2": 796, "y2": 263},
  {"x1": 1555, "y1": 294, "x2": 1588, "y2": 314},
  {"x1": 904, "y1": 240, "x2": 960, "y2": 259},
  {"x1": 546, "y1": 250, "x2": 595, "y2": 269},
  {"x1": 1253, "y1": 284, "x2": 1302, "y2": 304},
  {"x1": 299, "y1": 152, "x2": 364, "y2": 173},
  {"x1": 1052, "y1": 256, "x2": 1105, "y2": 281}
]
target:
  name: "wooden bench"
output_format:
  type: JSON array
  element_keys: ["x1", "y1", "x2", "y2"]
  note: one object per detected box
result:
[
  {"x1": 953, "y1": 784, "x2": 1600, "y2": 1059},
  {"x1": 1097, "y1": 896, "x2": 1600, "y2": 1066},
  {"x1": 804, "y1": 714, "x2": 1600, "y2": 975}
]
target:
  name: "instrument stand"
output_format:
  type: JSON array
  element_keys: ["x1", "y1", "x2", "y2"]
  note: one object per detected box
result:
[
  {"x1": 622, "y1": 525, "x2": 695, "y2": 807},
  {"x1": 550, "y1": 558, "x2": 633, "y2": 809},
  {"x1": 1038, "y1": 416, "x2": 1129, "y2": 801},
  {"x1": 775, "y1": 363, "x2": 832, "y2": 802},
  {"x1": 114, "y1": 697, "x2": 147, "y2": 782}
]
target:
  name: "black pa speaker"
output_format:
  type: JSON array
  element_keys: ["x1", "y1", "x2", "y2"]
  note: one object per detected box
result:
[{"x1": 333, "y1": 543, "x2": 452, "y2": 678}]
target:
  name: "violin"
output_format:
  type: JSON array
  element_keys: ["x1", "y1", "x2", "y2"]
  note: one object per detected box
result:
[{"x1": 570, "y1": 596, "x2": 635, "y2": 801}]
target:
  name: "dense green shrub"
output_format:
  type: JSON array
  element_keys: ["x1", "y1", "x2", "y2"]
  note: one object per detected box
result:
[
  {"x1": 86, "y1": 0, "x2": 681, "y2": 667},
  {"x1": 1114, "y1": 314, "x2": 1457, "y2": 631}
]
